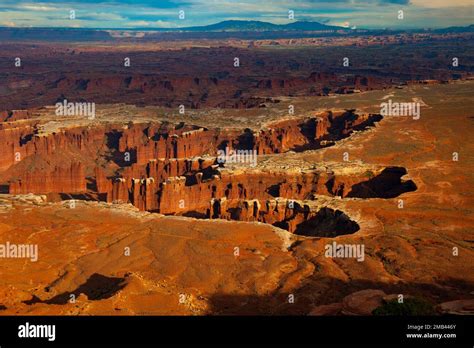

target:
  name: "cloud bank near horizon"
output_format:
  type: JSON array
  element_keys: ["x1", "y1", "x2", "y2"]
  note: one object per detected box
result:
[{"x1": 0, "y1": 0, "x2": 472, "y2": 29}]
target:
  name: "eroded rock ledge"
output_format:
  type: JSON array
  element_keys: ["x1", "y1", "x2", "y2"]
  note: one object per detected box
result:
[{"x1": 0, "y1": 109, "x2": 417, "y2": 236}]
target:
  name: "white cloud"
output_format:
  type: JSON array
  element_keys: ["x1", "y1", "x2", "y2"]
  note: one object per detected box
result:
[
  {"x1": 0, "y1": 0, "x2": 472, "y2": 29},
  {"x1": 0, "y1": 20, "x2": 16, "y2": 26},
  {"x1": 334, "y1": 21, "x2": 351, "y2": 28},
  {"x1": 123, "y1": 20, "x2": 150, "y2": 27},
  {"x1": 411, "y1": 0, "x2": 474, "y2": 8},
  {"x1": 21, "y1": 4, "x2": 58, "y2": 11},
  {"x1": 83, "y1": 12, "x2": 126, "y2": 21}
]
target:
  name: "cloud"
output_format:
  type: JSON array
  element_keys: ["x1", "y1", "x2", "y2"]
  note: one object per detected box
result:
[
  {"x1": 0, "y1": 0, "x2": 472, "y2": 29},
  {"x1": 411, "y1": 0, "x2": 474, "y2": 8},
  {"x1": 334, "y1": 21, "x2": 351, "y2": 28},
  {"x1": 21, "y1": 4, "x2": 59, "y2": 11},
  {"x1": 123, "y1": 20, "x2": 150, "y2": 27},
  {"x1": 79, "y1": 12, "x2": 126, "y2": 21},
  {"x1": 0, "y1": 20, "x2": 16, "y2": 26}
]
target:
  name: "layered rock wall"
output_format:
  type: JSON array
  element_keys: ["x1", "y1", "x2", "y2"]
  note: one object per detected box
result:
[
  {"x1": 0, "y1": 110, "x2": 386, "y2": 207},
  {"x1": 9, "y1": 162, "x2": 86, "y2": 194}
]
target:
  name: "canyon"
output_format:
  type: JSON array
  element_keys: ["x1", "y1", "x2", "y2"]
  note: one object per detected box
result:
[
  {"x1": 0, "y1": 35, "x2": 472, "y2": 317},
  {"x1": 1, "y1": 35, "x2": 472, "y2": 111},
  {"x1": 1, "y1": 109, "x2": 411, "y2": 235}
]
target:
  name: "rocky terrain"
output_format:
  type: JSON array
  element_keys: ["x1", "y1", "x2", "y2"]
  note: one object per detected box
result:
[
  {"x1": 0, "y1": 77, "x2": 473, "y2": 315},
  {"x1": 1, "y1": 33, "x2": 472, "y2": 111}
]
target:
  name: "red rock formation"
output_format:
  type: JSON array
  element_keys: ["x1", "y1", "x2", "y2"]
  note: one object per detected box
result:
[
  {"x1": 110, "y1": 178, "x2": 129, "y2": 203},
  {"x1": 255, "y1": 120, "x2": 308, "y2": 154},
  {"x1": 106, "y1": 157, "x2": 218, "y2": 210},
  {"x1": 254, "y1": 111, "x2": 381, "y2": 154},
  {"x1": 0, "y1": 122, "x2": 115, "y2": 173},
  {"x1": 0, "y1": 123, "x2": 35, "y2": 171},
  {"x1": 154, "y1": 170, "x2": 338, "y2": 214},
  {"x1": 9, "y1": 162, "x2": 86, "y2": 194},
  {"x1": 208, "y1": 198, "x2": 360, "y2": 236},
  {"x1": 0, "y1": 110, "x2": 378, "y2": 176},
  {"x1": 95, "y1": 167, "x2": 110, "y2": 194},
  {"x1": 118, "y1": 123, "x2": 235, "y2": 165},
  {"x1": 0, "y1": 110, "x2": 31, "y2": 122},
  {"x1": 125, "y1": 164, "x2": 410, "y2": 214},
  {"x1": 0, "y1": 111, "x2": 387, "y2": 212}
]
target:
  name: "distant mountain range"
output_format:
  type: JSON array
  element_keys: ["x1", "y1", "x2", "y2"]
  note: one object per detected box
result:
[
  {"x1": 433, "y1": 24, "x2": 474, "y2": 33},
  {"x1": 173, "y1": 20, "x2": 344, "y2": 32},
  {"x1": 0, "y1": 20, "x2": 472, "y2": 42}
]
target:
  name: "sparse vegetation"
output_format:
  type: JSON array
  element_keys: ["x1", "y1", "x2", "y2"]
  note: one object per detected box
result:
[
  {"x1": 364, "y1": 170, "x2": 375, "y2": 179},
  {"x1": 372, "y1": 298, "x2": 435, "y2": 316}
]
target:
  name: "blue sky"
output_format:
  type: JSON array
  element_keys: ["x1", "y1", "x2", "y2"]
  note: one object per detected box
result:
[{"x1": 0, "y1": 0, "x2": 472, "y2": 29}]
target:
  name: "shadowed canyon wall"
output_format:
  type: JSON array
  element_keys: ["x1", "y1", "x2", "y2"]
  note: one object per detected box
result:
[{"x1": 0, "y1": 110, "x2": 413, "y2": 221}]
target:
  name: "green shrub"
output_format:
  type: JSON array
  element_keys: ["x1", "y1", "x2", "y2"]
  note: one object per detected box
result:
[
  {"x1": 364, "y1": 170, "x2": 374, "y2": 179},
  {"x1": 372, "y1": 298, "x2": 435, "y2": 316}
]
